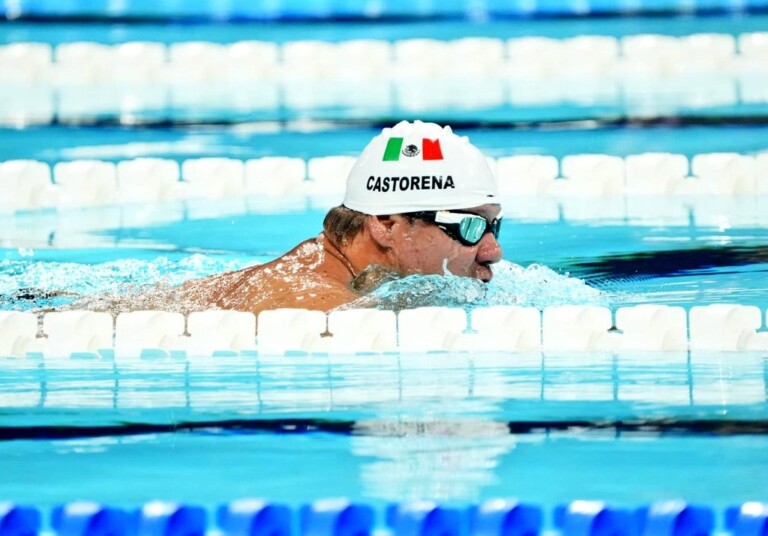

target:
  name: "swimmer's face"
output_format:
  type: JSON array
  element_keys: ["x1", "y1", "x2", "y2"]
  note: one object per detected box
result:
[{"x1": 389, "y1": 204, "x2": 503, "y2": 282}]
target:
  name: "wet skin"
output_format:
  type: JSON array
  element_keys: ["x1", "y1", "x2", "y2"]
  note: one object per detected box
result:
[
  {"x1": 177, "y1": 204, "x2": 503, "y2": 314},
  {"x1": 382, "y1": 204, "x2": 502, "y2": 283},
  {"x1": 179, "y1": 236, "x2": 359, "y2": 314}
]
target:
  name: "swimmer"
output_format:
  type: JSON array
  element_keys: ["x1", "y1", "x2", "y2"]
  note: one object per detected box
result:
[{"x1": 176, "y1": 120, "x2": 503, "y2": 314}]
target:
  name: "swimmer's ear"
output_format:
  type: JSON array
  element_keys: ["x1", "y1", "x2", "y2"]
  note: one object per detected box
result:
[{"x1": 366, "y1": 215, "x2": 397, "y2": 249}]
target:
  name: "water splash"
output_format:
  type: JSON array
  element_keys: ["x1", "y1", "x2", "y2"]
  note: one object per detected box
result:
[
  {"x1": 441, "y1": 258, "x2": 452, "y2": 276},
  {"x1": 343, "y1": 260, "x2": 608, "y2": 310},
  {"x1": 0, "y1": 255, "x2": 255, "y2": 311},
  {"x1": 487, "y1": 261, "x2": 609, "y2": 306},
  {"x1": 0, "y1": 256, "x2": 607, "y2": 312}
]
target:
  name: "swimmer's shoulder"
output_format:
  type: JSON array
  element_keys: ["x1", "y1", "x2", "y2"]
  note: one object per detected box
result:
[{"x1": 182, "y1": 238, "x2": 322, "y2": 284}]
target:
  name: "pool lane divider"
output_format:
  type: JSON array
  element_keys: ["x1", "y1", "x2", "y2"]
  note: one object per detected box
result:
[
  {"x1": 6, "y1": 303, "x2": 768, "y2": 357},
  {"x1": 2, "y1": 417, "x2": 768, "y2": 441},
  {"x1": 3, "y1": 150, "x2": 768, "y2": 216},
  {"x1": 3, "y1": 33, "x2": 768, "y2": 129},
  {"x1": 1, "y1": 499, "x2": 767, "y2": 536}
]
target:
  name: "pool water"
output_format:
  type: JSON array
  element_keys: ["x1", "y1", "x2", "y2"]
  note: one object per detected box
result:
[
  {"x1": 1, "y1": 3, "x2": 768, "y2": 519},
  {"x1": 1, "y1": 353, "x2": 767, "y2": 511}
]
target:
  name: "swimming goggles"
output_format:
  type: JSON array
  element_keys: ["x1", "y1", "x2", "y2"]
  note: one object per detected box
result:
[{"x1": 409, "y1": 210, "x2": 502, "y2": 246}]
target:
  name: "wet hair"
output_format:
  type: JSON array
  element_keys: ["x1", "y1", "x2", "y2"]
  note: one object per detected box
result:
[{"x1": 323, "y1": 205, "x2": 368, "y2": 247}]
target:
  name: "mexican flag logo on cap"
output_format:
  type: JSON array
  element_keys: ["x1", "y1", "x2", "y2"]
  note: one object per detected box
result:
[{"x1": 383, "y1": 137, "x2": 444, "y2": 161}]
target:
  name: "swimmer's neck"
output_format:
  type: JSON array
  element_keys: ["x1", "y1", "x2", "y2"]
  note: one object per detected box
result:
[
  {"x1": 317, "y1": 233, "x2": 358, "y2": 281},
  {"x1": 318, "y1": 230, "x2": 390, "y2": 285}
]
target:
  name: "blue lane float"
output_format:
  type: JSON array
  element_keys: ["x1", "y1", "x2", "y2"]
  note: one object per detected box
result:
[
  {"x1": 51, "y1": 503, "x2": 129, "y2": 536},
  {"x1": 217, "y1": 499, "x2": 291, "y2": 536},
  {"x1": 636, "y1": 501, "x2": 714, "y2": 536},
  {"x1": 0, "y1": 503, "x2": 40, "y2": 536},
  {"x1": 386, "y1": 502, "x2": 463, "y2": 536},
  {"x1": 469, "y1": 500, "x2": 543, "y2": 536},
  {"x1": 554, "y1": 501, "x2": 635, "y2": 536},
  {"x1": 1, "y1": 501, "x2": 767, "y2": 536},
  {"x1": 725, "y1": 503, "x2": 768, "y2": 536},
  {"x1": 300, "y1": 499, "x2": 374, "y2": 536},
  {"x1": 135, "y1": 502, "x2": 206, "y2": 536}
]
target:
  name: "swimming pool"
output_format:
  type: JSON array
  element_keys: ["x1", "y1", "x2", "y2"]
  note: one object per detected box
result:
[{"x1": 1, "y1": 1, "x2": 767, "y2": 531}]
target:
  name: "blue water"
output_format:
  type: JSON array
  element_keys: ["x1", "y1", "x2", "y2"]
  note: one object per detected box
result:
[
  {"x1": 0, "y1": 432, "x2": 765, "y2": 510},
  {"x1": 0, "y1": 354, "x2": 766, "y2": 510},
  {"x1": 3, "y1": 125, "x2": 768, "y2": 164},
  {"x1": 4, "y1": 15, "x2": 768, "y2": 45},
  {"x1": 5, "y1": 0, "x2": 768, "y2": 20},
  {"x1": 1, "y1": 5, "x2": 768, "y2": 515}
]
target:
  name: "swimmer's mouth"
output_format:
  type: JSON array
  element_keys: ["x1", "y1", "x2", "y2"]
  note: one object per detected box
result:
[{"x1": 477, "y1": 266, "x2": 494, "y2": 283}]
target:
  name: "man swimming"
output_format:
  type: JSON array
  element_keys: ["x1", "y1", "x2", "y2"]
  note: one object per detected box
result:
[{"x1": 176, "y1": 120, "x2": 503, "y2": 314}]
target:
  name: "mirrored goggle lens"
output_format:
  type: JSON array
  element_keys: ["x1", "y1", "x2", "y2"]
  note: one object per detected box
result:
[{"x1": 459, "y1": 216, "x2": 489, "y2": 244}]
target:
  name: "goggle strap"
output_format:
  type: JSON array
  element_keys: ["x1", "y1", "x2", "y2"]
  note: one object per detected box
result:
[
  {"x1": 412, "y1": 210, "x2": 502, "y2": 246},
  {"x1": 434, "y1": 210, "x2": 503, "y2": 226},
  {"x1": 434, "y1": 211, "x2": 482, "y2": 225}
]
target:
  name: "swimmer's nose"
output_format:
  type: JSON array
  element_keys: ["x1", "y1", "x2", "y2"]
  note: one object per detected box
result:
[{"x1": 476, "y1": 231, "x2": 502, "y2": 265}]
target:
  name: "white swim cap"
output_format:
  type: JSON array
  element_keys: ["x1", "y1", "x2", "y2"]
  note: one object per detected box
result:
[{"x1": 343, "y1": 120, "x2": 499, "y2": 215}]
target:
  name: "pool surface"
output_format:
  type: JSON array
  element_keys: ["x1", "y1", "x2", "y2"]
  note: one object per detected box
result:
[{"x1": 1, "y1": 0, "x2": 767, "y2": 521}]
